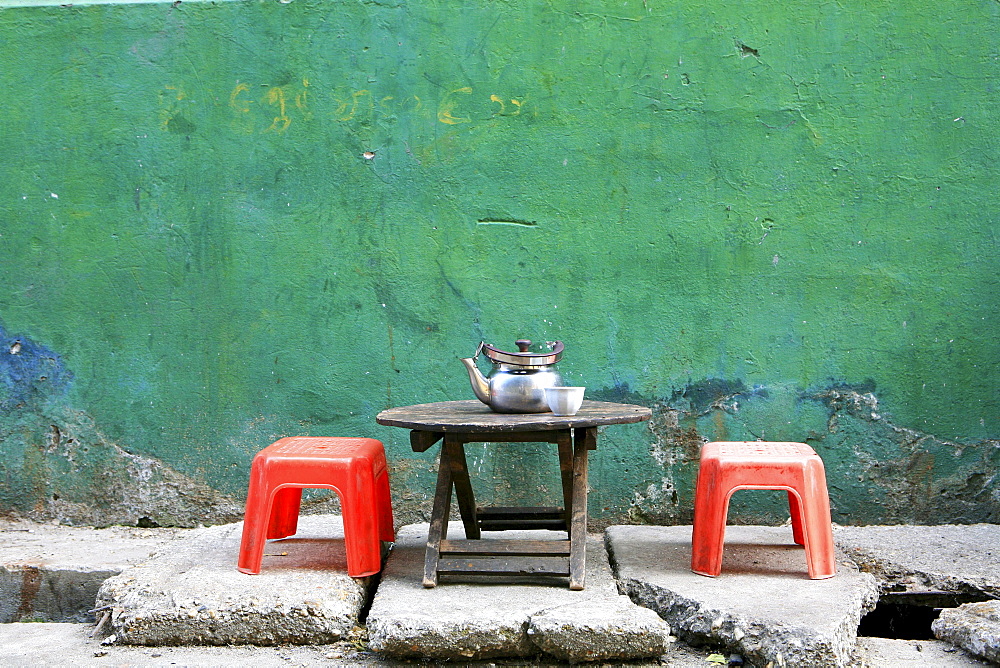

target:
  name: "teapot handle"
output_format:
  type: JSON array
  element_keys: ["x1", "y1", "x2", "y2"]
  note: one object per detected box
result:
[{"x1": 471, "y1": 341, "x2": 485, "y2": 363}]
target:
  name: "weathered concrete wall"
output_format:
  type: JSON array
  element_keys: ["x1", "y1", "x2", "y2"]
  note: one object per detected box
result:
[{"x1": 0, "y1": 0, "x2": 997, "y2": 528}]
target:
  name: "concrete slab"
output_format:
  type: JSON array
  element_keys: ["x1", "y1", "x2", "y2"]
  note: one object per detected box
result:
[
  {"x1": 1, "y1": 622, "x2": 992, "y2": 667},
  {"x1": 366, "y1": 523, "x2": 672, "y2": 662},
  {"x1": 0, "y1": 517, "x2": 185, "y2": 623},
  {"x1": 0, "y1": 622, "x2": 383, "y2": 666},
  {"x1": 95, "y1": 515, "x2": 372, "y2": 645},
  {"x1": 933, "y1": 601, "x2": 1000, "y2": 664},
  {"x1": 0, "y1": 620, "x2": 744, "y2": 666},
  {"x1": 833, "y1": 524, "x2": 1000, "y2": 598},
  {"x1": 2, "y1": 518, "x2": 995, "y2": 666},
  {"x1": 607, "y1": 524, "x2": 880, "y2": 668}
]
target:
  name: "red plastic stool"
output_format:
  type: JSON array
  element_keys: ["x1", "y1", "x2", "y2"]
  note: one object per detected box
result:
[
  {"x1": 237, "y1": 437, "x2": 394, "y2": 578},
  {"x1": 691, "y1": 441, "x2": 836, "y2": 579}
]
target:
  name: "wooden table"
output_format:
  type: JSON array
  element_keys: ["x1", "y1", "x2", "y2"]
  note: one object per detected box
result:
[{"x1": 376, "y1": 399, "x2": 651, "y2": 589}]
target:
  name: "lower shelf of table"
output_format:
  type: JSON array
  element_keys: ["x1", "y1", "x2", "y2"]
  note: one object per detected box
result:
[
  {"x1": 440, "y1": 538, "x2": 571, "y2": 556},
  {"x1": 476, "y1": 506, "x2": 569, "y2": 532},
  {"x1": 435, "y1": 505, "x2": 575, "y2": 578},
  {"x1": 438, "y1": 538, "x2": 572, "y2": 577},
  {"x1": 437, "y1": 556, "x2": 571, "y2": 577}
]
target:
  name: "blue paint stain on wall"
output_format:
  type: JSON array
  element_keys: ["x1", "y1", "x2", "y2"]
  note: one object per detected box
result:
[{"x1": 0, "y1": 323, "x2": 71, "y2": 411}]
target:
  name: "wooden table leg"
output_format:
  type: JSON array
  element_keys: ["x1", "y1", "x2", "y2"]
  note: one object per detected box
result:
[
  {"x1": 445, "y1": 434, "x2": 480, "y2": 540},
  {"x1": 423, "y1": 442, "x2": 455, "y2": 588},
  {"x1": 556, "y1": 430, "x2": 574, "y2": 530},
  {"x1": 569, "y1": 427, "x2": 594, "y2": 590}
]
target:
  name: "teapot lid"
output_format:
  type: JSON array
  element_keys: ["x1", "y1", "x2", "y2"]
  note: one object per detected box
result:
[{"x1": 480, "y1": 339, "x2": 563, "y2": 367}]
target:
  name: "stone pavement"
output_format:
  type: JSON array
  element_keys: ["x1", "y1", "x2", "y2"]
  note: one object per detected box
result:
[
  {"x1": 608, "y1": 525, "x2": 880, "y2": 667},
  {"x1": 366, "y1": 523, "x2": 671, "y2": 663},
  {"x1": 1, "y1": 516, "x2": 998, "y2": 665},
  {"x1": 0, "y1": 519, "x2": 184, "y2": 624},
  {"x1": 833, "y1": 524, "x2": 1000, "y2": 599},
  {"x1": 95, "y1": 515, "x2": 369, "y2": 646},
  {"x1": 933, "y1": 601, "x2": 1000, "y2": 664}
]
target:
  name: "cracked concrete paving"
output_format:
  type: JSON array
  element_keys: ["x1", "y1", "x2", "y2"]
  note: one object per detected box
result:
[
  {"x1": 1, "y1": 516, "x2": 997, "y2": 666},
  {"x1": 2, "y1": 622, "x2": 987, "y2": 667},
  {"x1": 95, "y1": 515, "x2": 371, "y2": 645},
  {"x1": 834, "y1": 523, "x2": 1000, "y2": 664},
  {"x1": 608, "y1": 525, "x2": 881, "y2": 667},
  {"x1": 833, "y1": 524, "x2": 1000, "y2": 599},
  {"x1": 0, "y1": 518, "x2": 186, "y2": 623},
  {"x1": 366, "y1": 523, "x2": 671, "y2": 663},
  {"x1": 933, "y1": 601, "x2": 1000, "y2": 664}
]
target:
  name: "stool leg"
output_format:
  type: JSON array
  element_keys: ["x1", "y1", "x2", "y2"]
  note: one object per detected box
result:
[
  {"x1": 787, "y1": 490, "x2": 805, "y2": 545},
  {"x1": 800, "y1": 462, "x2": 837, "y2": 579},
  {"x1": 267, "y1": 487, "x2": 303, "y2": 539},
  {"x1": 375, "y1": 469, "x2": 395, "y2": 542},
  {"x1": 447, "y1": 439, "x2": 480, "y2": 540},
  {"x1": 237, "y1": 460, "x2": 273, "y2": 575},
  {"x1": 691, "y1": 461, "x2": 729, "y2": 577},
  {"x1": 338, "y1": 470, "x2": 383, "y2": 578}
]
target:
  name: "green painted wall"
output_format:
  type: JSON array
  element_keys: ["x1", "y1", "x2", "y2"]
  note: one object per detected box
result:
[{"x1": 1, "y1": 0, "x2": 998, "y2": 528}]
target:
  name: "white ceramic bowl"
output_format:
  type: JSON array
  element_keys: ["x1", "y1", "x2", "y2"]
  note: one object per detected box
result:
[{"x1": 544, "y1": 386, "x2": 586, "y2": 416}]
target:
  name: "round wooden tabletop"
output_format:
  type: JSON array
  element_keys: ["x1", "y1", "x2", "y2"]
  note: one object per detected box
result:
[{"x1": 375, "y1": 399, "x2": 651, "y2": 433}]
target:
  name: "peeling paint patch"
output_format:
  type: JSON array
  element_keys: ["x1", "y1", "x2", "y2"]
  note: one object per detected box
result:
[
  {"x1": 0, "y1": 323, "x2": 240, "y2": 528},
  {"x1": 1, "y1": 400, "x2": 243, "y2": 527},
  {"x1": 612, "y1": 379, "x2": 999, "y2": 528},
  {"x1": 735, "y1": 40, "x2": 760, "y2": 58},
  {"x1": 668, "y1": 378, "x2": 768, "y2": 416},
  {"x1": 0, "y1": 323, "x2": 71, "y2": 412},
  {"x1": 801, "y1": 382, "x2": 1000, "y2": 524}
]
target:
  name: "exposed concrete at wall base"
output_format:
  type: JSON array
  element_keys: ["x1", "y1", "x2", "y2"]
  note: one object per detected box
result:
[
  {"x1": 622, "y1": 381, "x2": 1000, "y2": 528},
  {"x1": 0, "y1": 1, "x2": 998, "y2": 526},
  {"x1": 1, "y1": 325, "x2": 241, "y2": 527},
  {"x1": 0, "y1": 400, "x2": 242, "y2": 528}
]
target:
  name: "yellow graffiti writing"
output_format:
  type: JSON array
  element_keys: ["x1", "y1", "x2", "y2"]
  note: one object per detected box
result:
[
  {"x1": 295, "y1": 78, "x2": 309, "y2": 111},
  {"x1": 490, "y1": 94, "x2": 506, "y2": 115},
  {"x1": 335, "y1": 90, "x2": 371, "y2": 122},
  {"x1": 211, "y1": 78, "x2": 527, "y2": 134},
  {"x1": 230, "y1": 83, "x2": 252, "y2": 113},
  {"x1": 438, "y1": 86, "x2": 473, "y2": 125},
  {"x1": 265, "y1": 87, "x2": 291, "y2": 133},
  {"x1": 490, "y1": 94, "x2": 526, "y2": 116}
]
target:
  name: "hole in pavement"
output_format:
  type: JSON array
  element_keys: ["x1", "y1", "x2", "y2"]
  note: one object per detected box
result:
[
  {"x1": 858, "y1": 602, "x2": 941, "y2": 640},
  {"x1": 858, "y1": 591, "x2": 990, "y2": 640}
]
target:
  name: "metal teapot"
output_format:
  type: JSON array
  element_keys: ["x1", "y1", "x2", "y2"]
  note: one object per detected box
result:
[{"x1": 460, "y1": 339, "x2": 564, "y2": 413}]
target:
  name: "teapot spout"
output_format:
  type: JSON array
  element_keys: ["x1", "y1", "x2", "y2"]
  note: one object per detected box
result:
[{"x1": 460, "y1": 357, "x2": 491, "y2": 406}]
